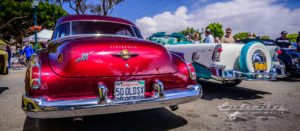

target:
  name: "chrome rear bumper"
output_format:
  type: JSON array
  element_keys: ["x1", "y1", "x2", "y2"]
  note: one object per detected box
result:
[
  {"x1": 22, "y1": 84, "x2": 202, "y2": 119},
  {"x1": 210, "y1": 64, "x2": 285, "y2": 81}
]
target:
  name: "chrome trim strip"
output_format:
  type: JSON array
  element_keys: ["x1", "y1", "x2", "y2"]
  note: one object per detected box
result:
[
  {"x1": 130, "y1": 25, "x2": 137, "y2": 38},
  {"x1": 23, "y1": 84, "x2": 202, "y2": 119},
  {"x1": 170, "y1": 52, "x2": 195, "y2": 80},
  {"x1": 50, "y1": 34, "x2": 138, "y2": 43}
]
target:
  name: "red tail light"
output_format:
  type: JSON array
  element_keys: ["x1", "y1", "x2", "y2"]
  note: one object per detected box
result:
[
  {"x1": 212, "y1": 44, "x2": 222, "y2": 62},
  {"x1": 31, "y1": 66, "x2": 39, "y2": 79},
  {"x1": 30, "y1": 54, "x2": 41, "y2": 90},
  {"x1": 31, "y1": 65, "x2": 41, "y2": 90},
  {"x1": 217, "y1": 48, "x2": 223, "y2": 53},
  {"x1": 273, "y1": 47, "x2": 281, "y2": 61},
  {"x1": 187, "y1": 63, "x2": 196, "y2": 80},
  {"x1": 277, "y1": 49, "x2": 282, "y2": 55},
  {"x1": 32, "y1": 80, "x2": 39, "y2": 86}
]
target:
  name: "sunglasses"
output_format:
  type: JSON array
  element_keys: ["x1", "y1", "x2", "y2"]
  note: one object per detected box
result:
[{"x1": 226, "y1": 32, "x2": 231, "y2": 33}]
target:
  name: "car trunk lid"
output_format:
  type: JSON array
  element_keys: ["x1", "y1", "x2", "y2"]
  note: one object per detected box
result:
[{"x1": 48, "y1": 37, "x2": 178, "y2": 77}]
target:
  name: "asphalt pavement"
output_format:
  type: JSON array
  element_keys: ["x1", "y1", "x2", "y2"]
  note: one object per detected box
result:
[{"x1": 0, "y1": 69, "x2": 299, "y2": 131}]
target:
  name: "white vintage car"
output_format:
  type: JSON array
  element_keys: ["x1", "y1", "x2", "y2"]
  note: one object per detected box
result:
[{"x1": 150, "y1": 33, "x2": 285, "y2": 86}]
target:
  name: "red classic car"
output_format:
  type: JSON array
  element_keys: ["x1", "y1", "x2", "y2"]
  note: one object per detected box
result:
[{"x1": 22, "y1": 15, "x2": 202, "y2": 119}]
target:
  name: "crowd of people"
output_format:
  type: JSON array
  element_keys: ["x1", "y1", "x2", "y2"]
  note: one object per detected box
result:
[
  {"x1": 2, "y1": 29, "x2": 300, "y2": 70},
  {"x1": 4, "y1": 43, "x2": 34, "y2": 69},
  {"x1": 184, "y1": 28, "x2": 300, "y2": 50}
]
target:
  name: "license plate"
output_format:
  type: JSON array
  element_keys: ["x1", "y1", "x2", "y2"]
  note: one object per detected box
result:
[
  {"x1": 254, "y1": 63, "x2": 267, "y2": 70},
  {"x1": 114, "y1": 80, "x2": 145, "y2": 102}
]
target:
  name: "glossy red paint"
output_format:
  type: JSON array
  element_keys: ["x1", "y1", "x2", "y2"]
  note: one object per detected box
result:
[
  {"x1": 26, "y1": 50, "x2": 195, "y2": 101},
  {"x1": 25, "y1": 15, "x2": 196, "y2": 101},
  {"x1": 56, "y1": 15, "x2": 135, "y2": 27},
  {"x1": 49, "y1": 37, "x2": 178, "y2": 77}
]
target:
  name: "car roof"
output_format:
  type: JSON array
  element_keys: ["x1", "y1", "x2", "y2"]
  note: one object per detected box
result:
[{"x1": 56, "y1": 15, "x2": 136, "y2": 27}]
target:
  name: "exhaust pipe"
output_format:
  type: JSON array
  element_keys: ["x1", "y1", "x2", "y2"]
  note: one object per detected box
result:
[
  {"x1": 73, "y1": 116, "x2": 83, "y2": 122},
  {"x1": 169, "y1": 105, "x2": 178, "y2": 111}
]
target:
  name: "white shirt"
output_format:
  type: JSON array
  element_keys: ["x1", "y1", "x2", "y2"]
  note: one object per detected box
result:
[
  {"x1": 205, "y1": 35, "x2": 215, "y2": 43},
  {"x1": 11, "y1": 46, "x2": 16, "y2": 53},
  {"x1": 192, "y1": 40, "x2": 200, "y2": 44}
]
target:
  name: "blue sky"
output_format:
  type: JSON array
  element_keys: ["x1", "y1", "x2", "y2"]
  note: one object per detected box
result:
[
  {"x1": 62, "y1": 0, "x2": 300, "y2": 38},
  {"x1": 63, "y1": 0, "x2": 300, "y2": 22}
]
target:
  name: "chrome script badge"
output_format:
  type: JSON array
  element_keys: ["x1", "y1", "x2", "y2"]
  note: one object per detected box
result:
[
  {"x1": 75, "y1": 52, "x2": 94, "y2": 63},
  {"x1": 112, "y1": 50, "x2": 139, "y2": 60}
]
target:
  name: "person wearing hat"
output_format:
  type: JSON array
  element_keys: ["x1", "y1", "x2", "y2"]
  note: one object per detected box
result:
[
  {"x1": 275, "y1": 31, "x2": 291, "y2": 48},
  {"x1": 5, "y1": 45, "x2": 11, "y2": 69},
  {"x1": 20, "y1": 43, "x2": 34, "y2": 64},
  {"x1": 185, "y1": 33, "x2": 192, "y2": 42},
  {"x1": 204, "y1": 29, "x2": 215, "y2": 43}
]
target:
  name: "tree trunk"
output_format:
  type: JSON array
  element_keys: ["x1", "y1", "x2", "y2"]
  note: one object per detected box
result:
[{"x1": 0, "y1": 16, "x2": 28, "y2": 30}]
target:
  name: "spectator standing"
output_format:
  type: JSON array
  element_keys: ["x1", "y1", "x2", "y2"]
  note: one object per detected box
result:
[
  {"x1": 185, "y1": 33, "x2": 192, "y2": 42},
  {"x1": 248, "y1": 32, "x2": 255, "y2": 39},
  {"x1": 275, "y1": 31, "x2": 291, "y2": 48},
  {"x1": 297, "y1": 31, "x2": 300, "y2": 50},
  {"x1": 20, "y1": 43, "x2": 34, "y2": 64},
  {"x1": 192, "y1": 33, "x2": 200, "y2": 43},
  {"x1": 204, "y1": 29, "x2": 215, "y2": 43},
  {"x1": 5, "y1": 45, "x2": 11, "y2": 69},
  {"x1": 10, "y1": 45, "x2": 16, "y2": 58},
  {"x1": 221, "y1": 28, "x2": 235, "y2": 43}
]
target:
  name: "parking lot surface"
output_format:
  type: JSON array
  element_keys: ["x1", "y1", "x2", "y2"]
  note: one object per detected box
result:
[{"x1": 0, "y1": 69, "x2": 299, "y2": 131}]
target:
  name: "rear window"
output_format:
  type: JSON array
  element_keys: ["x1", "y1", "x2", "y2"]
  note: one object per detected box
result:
[{"x1": 71, "y1": 21, "x2": 135, "y2": 37}]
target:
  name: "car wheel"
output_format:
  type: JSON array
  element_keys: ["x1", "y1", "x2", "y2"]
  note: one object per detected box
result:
[
  {"x1": 222, "y1": 79, "x2": 242, "y2": 86},
  {"x1": 239, "y1": 41, "x2": 272, "y2": 73}
]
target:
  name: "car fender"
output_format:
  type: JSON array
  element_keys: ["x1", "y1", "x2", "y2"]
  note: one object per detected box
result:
[{"x1": 278, "y1": 53, "x2": 293, "y2": 68}]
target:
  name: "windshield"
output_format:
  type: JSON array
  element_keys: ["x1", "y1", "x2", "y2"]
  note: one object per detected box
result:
[{"x1": 71, "y1": 21, "x2": 135, "y2": 37}]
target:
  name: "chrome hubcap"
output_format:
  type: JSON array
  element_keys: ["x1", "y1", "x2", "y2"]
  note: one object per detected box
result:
[{"x1": 252, "y1": 50, "x2": 266, "y2": 64}]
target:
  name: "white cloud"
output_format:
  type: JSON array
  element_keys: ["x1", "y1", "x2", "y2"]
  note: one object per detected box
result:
[{"x1": 135, "y1": 0, "x2": 300, "y2": 39}]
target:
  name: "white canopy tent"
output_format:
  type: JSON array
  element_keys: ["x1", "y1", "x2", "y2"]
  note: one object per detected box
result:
[{"x1": 22, "y1": 29, "x2": 53, "y2": 43}]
